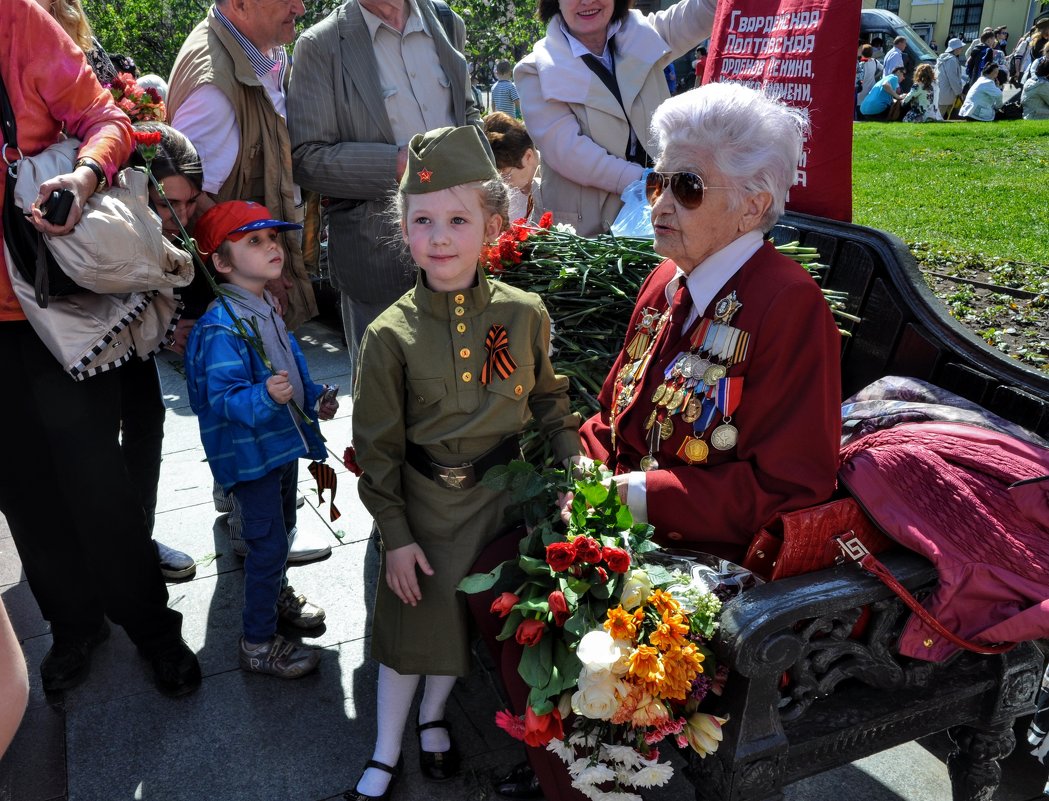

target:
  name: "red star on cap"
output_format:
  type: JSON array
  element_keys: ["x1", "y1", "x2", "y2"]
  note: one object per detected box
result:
[{"x1": 418, "y1": 168, "x2": 433, "y2": 183}]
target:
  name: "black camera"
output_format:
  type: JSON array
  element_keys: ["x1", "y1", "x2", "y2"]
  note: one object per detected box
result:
[{"x1": 40, "y1": 189, "x2": 75, "y2": 226}]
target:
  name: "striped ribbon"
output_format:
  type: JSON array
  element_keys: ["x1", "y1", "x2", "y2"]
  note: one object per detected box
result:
[
  {"x1": 307, "y1": 460, "x2": 341, "y2": 522},
  {"x1": 481, "y1": 324, "x2": 517, "y2": 384}
]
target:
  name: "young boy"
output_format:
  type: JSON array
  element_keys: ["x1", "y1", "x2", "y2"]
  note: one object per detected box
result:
[
  {"x1": 490, "y1": 59, "x2": 521, "y2": 118},
  {"x1": 185, "y1": 201, "x2": 338, "y2": 679}
]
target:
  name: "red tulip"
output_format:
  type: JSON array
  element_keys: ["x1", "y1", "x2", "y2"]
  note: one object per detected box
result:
[
  {"x1": 574, "y1": 536, "x2": 602, "y2": 564},
  {"x1": 602, "y1": 546, "x2": 631, "y2": 573},
  {"x1": 523, "y1": 706, "x2": 564, "y2": 747},
  {"x1": 546, "y1": 541, "x2": 577, "y2": 572},
  {"x1": 515, "y1": 617, "x2": 546, "y2": 647},
  {"x1": 490, "y1": 592, "x2": 519, "y2": 618},
  {"x1": 548, "y1": 590, "x2": 570, "y2": 626}
]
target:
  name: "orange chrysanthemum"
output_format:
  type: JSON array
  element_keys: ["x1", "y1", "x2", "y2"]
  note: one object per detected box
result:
[
  {"x1": 604, "y1": 605, "x2": 638, "y2": 642},
  {"x1": 657, "y1": 644, "x2": 706, "y2": 701},
  {"x1": 649, "y1": 612, "x2": 690, "y2": 651},
  {"x1": 646, "y1": 589, "x2": 680, "y2": 617},
  {"x1": 628, "y1": 644, "x2": 665, "y2": 696}
]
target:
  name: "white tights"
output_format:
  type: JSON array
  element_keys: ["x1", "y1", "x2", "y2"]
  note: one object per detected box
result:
[{"x1": 355, "y1": 664, "x2": 456, "y2": 796}]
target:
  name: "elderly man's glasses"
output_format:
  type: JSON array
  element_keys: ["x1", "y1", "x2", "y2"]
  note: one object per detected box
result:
[{"x1": 644, "y1": 170, "x2": 730, "y2": 210}]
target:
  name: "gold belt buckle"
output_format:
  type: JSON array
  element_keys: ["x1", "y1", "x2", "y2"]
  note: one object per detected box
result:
[{"x1": 432, "y1": 463, "x2": 475, "y2": 490}]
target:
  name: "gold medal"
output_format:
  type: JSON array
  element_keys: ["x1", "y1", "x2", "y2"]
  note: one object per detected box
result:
[
  {"x1": 644, "y1": 409, "x2": 657, "y2": 431},
  {"x1": 669, "y1": 387, "x2": 686, "y2": 411},
  {"x1": 651, "y1": 384, "x2": 668, "y2": 404},
  {"x1": 710, "y1": 423, "x2": 739, "y2": 451},
  {"x1": 703, "y1": 364, "x2": 727, "y2": 386},
  {"x1": 681, "y1": 396, "x2": 702, "y2": 424},
  {"x1": 684, "y1": 437, "x2": 709, "y2": 463},
  {"x1": 640, "y1": 454, "x2": 659, "y2": 472},
  {"x1": 660, "y1": 416, "x2": 675, "y2": 441}
]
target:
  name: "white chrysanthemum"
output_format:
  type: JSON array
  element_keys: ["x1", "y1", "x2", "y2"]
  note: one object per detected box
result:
[
  {"x1": 568, "y1": 729, "x2": 597, "y2": 748},
  {"x1": 546, "y1": 737, "x2": 575, "y2": 764},
  {"x1": 576, "y1": 630, "x2": 622, "y2": 672},
  {"x1": 575, "y1": 782, "x2": 604, "y2": 801},
  {"x1": 552, "y1": 222, "x2": 577, "y2": 234},
  {"x1": 601, "y1": 744, "x2": 645, "y2": 769},
  {"x1": 598, "y1": 791, "x2": 644, "y2": 801},
  {"x1": 568, "y1": 761, "x2": 616, "y2": 785},
  {"x1": 630, "y1": 760, "x2": 675, "y2": 788}
]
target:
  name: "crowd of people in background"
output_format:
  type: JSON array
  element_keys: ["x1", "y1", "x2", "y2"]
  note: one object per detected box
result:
[{"x1": 856, "y1": 15, "x2": 1049, "y2": 122}]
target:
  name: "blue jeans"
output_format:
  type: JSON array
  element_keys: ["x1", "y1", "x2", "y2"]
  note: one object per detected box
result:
[{"x1": 231, "y1": 461, "x2": 298, "y2": 643}]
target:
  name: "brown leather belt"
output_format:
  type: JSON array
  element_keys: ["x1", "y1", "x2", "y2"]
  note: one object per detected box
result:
[{"x1": 404, "y1": 436, "x2": 520, "y2": 490}]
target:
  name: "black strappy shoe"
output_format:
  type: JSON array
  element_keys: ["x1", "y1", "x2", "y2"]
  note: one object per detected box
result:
[
  {"x1": 343, "y1": 758, "x2": 401, "y2": 801},
  {"x1": 417, "y1": 719, "x2": 461, "y2": 781}
]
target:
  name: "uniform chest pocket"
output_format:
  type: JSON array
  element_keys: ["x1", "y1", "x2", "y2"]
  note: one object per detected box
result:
[
  {"x1": 485, "y1": 363, "x2": 536, "y2": 403},
  {"x1": 407, "y1": 377, "x2": 447, "y2": 411}
]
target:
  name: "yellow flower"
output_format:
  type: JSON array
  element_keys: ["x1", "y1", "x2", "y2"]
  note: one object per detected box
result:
[
  {"x1": 604, "y1": 605, "x2": 638, "y2": 642},
  {"x1": 620, "y1": 569, "x2": 652, "y2": 610},
  {"x1": 646, "y1": 589, "x2": 680, "y2": 617},
  {"x1": 649, "y1": 611, "x2": 690, "y2": 651},
  {"x1": 685, "y1": 713, "x2": 727, "y2": 757},
  {"x1": 627, "y1": 644, "x2": 668, "y2": 696}
]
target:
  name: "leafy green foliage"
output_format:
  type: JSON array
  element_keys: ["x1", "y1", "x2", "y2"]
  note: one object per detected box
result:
[{"x1": 448, "y1": 0, "x2": 543, "y2": 82}]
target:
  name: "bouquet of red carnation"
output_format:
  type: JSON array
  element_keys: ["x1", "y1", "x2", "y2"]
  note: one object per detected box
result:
[{"x1": 106, "y1": 72, "x2": 166, "y2": 123}]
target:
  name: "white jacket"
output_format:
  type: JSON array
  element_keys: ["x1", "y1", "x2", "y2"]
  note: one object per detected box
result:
[
  {"x1": 515, "y1": 0, "x2": 715, "y2": 237},
  {"x1": 935, "y1": 52, "x2": 965, "y2": 107},
  {"x1": 959, "y1": 76, "x2": 1004, "y2": 121}
]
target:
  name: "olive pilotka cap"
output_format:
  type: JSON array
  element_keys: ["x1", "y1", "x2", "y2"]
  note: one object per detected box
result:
[{"x1": 399, "y1": 126, "x2": 499, "y2": 194}]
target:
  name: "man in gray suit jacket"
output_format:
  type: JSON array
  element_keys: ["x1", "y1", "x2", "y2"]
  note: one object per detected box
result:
[{"x1": 288, "y1": 0, "x2": 484, "y2": 387}]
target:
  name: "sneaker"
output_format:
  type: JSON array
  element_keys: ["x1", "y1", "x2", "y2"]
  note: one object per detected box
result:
[
  {"x1": 277, "y1": 585, "x2": 326, "y2": 629},
  {"x1": 287, "y1": 525, "x2": 332, "y2": 564},
  {"x1": 144, "y1": 638, "x2": 201, "y2": 697},
  {"x1": 40, "y1": 620, "x2": 110, "y2": 693},
  {"x1": 239, "y1": 634, "x2": 320, "y2": 678},
  {"x1": 155, "y1": 540, "x2": 196, "y2": 580}
]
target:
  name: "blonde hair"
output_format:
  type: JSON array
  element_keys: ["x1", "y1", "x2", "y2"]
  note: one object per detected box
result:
[{"x1": 47, "y1": 0, "x2": 94, "y2": 53}]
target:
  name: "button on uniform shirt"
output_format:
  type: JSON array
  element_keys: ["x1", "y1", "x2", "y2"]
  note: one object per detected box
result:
[{"x1": 361, "y1": 0, "x2": 456, "y2": 146}]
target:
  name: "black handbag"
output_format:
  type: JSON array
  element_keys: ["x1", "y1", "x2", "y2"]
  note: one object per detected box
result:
[{"x1": 0, "y1": 64, "x2": 80, "y2": 306}]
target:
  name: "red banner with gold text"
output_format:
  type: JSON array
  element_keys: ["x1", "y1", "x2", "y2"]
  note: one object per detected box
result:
[{"x1": 703, "y1": 1, "x2": 859, "y2": 222}]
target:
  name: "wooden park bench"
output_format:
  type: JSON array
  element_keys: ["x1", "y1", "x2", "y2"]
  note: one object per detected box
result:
[{"x1": 684, "y1": 212, "x2": 1049, "y2": 801}]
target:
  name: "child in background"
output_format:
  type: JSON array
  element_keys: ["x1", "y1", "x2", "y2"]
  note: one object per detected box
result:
[
  {"x1": 184, "y1": 201, "x2": 338, "y2": 679},
  {"x1": 490, "y1": 59, "x2": 521, "y2": 118},
  {"x1": 348, "y1": 126, "x2": 581, "y2": 801},
  {"x1": 484, "y1": 112, "x2": 542, "y2": 223}
]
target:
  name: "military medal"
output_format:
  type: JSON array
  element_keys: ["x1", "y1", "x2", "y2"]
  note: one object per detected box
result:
[
  {"x1": 711, "y1": 376, "x2": 744, "y2": 451},
  {"x1": 681, "y1": 395, "x2": 702, "y2": 424},
  {"x1": 626, "y1": 308, "x2": 660, "y2": 359},
  {"x1": 660, "y1": 416, "x2": 675, "y2": 441},
  {"x1": 640, "y1": 454, "x2": 659, "y2": 471},
  {"x1": 677, "y1": 435, "x2": 709, "y2": 464},
  {"x1": 710, "y1": 424, "x2": 739, "y2": 451},
  {"x1": 703, "y1": 364, "x2": 727, "y2": 385},
  {"x1": 714, "y1": 290, "x2": 743, "y2": 324}
]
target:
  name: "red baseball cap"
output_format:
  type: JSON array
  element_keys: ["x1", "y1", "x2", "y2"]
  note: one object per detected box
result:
[{"x1": 194, "y1": 201, "x2": 302, "y2": 259}]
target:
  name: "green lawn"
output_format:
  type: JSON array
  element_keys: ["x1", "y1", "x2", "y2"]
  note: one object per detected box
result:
[{"x1": 852, "y1": 121, "x2": 1049, "y2": 266}]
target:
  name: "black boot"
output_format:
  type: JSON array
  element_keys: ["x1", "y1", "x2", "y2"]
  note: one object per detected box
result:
[{"x1": 40, "y1": 620, "x2": 110, "y2": 693}]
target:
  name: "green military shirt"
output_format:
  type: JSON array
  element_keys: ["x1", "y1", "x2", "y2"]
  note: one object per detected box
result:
[{"x1": 353, "y1": 265, "x2": 581, "y2": 550}]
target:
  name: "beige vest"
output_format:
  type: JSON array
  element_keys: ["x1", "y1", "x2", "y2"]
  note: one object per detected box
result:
[{"x1": 169, "y1": 12, "x2": 317, "y2": 330}]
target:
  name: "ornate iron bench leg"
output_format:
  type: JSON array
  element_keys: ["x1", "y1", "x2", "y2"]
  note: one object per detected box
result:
[{"x1": 946, "y1": 718, "x2": 1016, "y2": 801}]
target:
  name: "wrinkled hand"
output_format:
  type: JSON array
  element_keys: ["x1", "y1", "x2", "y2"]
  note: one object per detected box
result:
[
  {"x1": 318, "y1": 397, "x2": 339, "y2": 420},
  {"x1": 28, "y1": 166, "x2": 96, "y2": 236},
  {"x1": 385, "y1": 543, "x2": 434, "y2": 606},
  {"x1": 265, "y1": 273, "x2": 292, "y2": 319},
  {"x1": 166, "y1": 317, "x2": 197, "y2": 354},
  {"x1": 266, "y1": 370, "x2": 293, "y2": 405},
  {"x1": 602, "y1": 474, "x2": 629, "y2": 505},
  {"x1": 557, "y1": 490, "x2": 574, "y2": 527},
  {"x1": 565, "y1": 453, "x2": 595, "y2": 478}
]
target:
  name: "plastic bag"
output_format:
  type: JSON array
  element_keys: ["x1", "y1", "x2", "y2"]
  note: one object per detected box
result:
[
  {"x1": 642, "y1": 549, "x2": 763, "y2": 603},
  {"x1": 610, "y1": 169, "x2": 653, "y2": 238}
]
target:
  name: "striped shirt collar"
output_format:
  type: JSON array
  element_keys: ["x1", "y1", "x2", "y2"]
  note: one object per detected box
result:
[{"x1": 214, "y1": 4, "x2": 289, "y2": 83}]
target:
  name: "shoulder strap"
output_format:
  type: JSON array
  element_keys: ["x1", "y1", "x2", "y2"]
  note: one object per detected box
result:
[
  {"x1": 429, "y1": 0, "x2": 456, "y2": 44},
  {"x1": 579, "y1": 39, "x2": 651, "y2": 167},
  {"x1": 0, "y1": 64, "x2": 18, "y2": 151}
]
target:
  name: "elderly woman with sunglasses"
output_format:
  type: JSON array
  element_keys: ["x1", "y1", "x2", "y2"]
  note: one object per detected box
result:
[
  {"x1": 476, "y1": 83, "x2": 844, "y2": 801},
  {"x1": 514, "y1": 0, "x2": 718, "y2": 237},
  {"x1": 579, "y1": 82, "x2": 842, "y2": 562}
]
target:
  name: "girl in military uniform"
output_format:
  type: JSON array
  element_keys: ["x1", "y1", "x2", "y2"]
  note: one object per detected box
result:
[{"x1": 348, "y1": 126, "x2": 582, "y2": 801}]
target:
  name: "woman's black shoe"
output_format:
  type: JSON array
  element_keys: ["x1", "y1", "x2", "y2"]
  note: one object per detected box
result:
[
  {"x1": 417, "y1": 719, "x2": 461, "y2": 781},
  {"x1": 343, "y1": 758, "x2": 400, "y2": 801},
  {"x1": 40, "y1": 620, "x2": 110, "y2": 693},
  {"x1": 494, "y1": 760, "x2": 542, "y2": 799}
]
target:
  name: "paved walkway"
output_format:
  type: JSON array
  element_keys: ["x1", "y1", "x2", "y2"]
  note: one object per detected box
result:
[{"x1": 0, "y1": 318, "x2": 1045, "y2": 801}]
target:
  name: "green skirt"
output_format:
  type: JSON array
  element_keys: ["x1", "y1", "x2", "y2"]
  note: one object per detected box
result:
[{"x1": 370, "y1": 463, "x2": 512, "y2": 676}]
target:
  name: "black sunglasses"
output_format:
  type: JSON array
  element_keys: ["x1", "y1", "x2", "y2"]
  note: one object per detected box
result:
[{"x1": 644, "y1": 170, "x2": 731, "y2": 210}]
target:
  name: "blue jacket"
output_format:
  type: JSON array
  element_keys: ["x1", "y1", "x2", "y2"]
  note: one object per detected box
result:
[{"x1": 185, "y1": 297, "x2": 327, "y2": 490}]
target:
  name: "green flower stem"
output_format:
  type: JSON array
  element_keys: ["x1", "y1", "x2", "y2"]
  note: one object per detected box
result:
[{"x1": 141, "y1": 166, "x2": 318, "y2": 433}]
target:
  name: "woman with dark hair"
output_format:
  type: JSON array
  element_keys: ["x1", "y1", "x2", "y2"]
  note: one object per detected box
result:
[
  {"x1": 514, "y1": 0, "x2": 718, "y2": 237},
  {"x1": 959, "y1": 63, "x2": 1005, "y2": 120}
]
